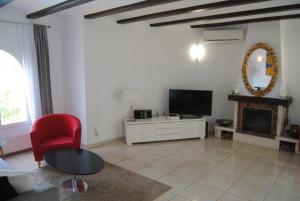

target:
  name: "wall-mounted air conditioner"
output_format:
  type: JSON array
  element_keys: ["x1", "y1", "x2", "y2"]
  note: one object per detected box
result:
[{"x1": 203, "y1": 30, "x2": 244, "y2": 43}]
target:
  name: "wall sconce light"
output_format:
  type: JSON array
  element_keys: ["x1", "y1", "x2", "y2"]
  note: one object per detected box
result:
[{"x1": 190, "y1": 43, "x2": 205, "y2": 62}]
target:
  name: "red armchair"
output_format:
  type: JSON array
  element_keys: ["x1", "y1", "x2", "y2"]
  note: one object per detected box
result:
[{"x1": 30, "y1": 114, "x2": 81, "y2": 167}]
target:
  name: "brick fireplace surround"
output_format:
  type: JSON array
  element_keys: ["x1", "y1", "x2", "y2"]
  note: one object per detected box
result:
[
  {"x1": 237, "y1": 102, "x2": 278, "y2": 138},
  {"x1": 227, "y1": 95, "x2": 292, "y2": 149}
]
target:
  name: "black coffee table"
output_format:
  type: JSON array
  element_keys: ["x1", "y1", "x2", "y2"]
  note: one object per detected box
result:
[{"x1": 44, "y1": 148, "x2": 105, "y2": 192}]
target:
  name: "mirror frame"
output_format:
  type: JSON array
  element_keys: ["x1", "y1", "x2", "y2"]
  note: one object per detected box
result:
[{"x1": 242, "y1": 42, "x2": 278, "y2": 97}]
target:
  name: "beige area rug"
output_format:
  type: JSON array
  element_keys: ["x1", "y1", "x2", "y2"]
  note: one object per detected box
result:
[{"x1": 33, "y1": 162, "x2": 171, "y2": 201}]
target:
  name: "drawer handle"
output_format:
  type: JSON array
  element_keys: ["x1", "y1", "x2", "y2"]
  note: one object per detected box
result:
[
  {"x1": 156, "y1": 127, "x2": 180, "y2": 130},
  {"x1": 157, "y1": 132, "x2": 180, "y2": 136}
]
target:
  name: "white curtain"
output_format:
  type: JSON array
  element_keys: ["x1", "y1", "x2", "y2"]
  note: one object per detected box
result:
[{"x1": 17, "y1": 24, "x2": 41, "y2": 123}]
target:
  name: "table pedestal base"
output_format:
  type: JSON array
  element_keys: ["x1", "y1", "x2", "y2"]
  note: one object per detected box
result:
[{"x1": 63, "y1": 176, "x2": 88, "y2": 192}]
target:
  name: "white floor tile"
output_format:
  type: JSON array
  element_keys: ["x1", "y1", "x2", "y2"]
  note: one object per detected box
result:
[
  {"x1": 237, "y1": 144, "x2": 266, "y2": 156},
  {"x1": 158, "y1": 174, "x2": 193, "y2": 193},
  {"x1": 217, "y1": 193, "x2": 250, "y2": 201},
  {"x1": 132, "y1": 151, "x2": 162, "y2": 164},
  {"x1": 279, "y1": 165, "x2": 300, "y2": 182},
  {"x1": 250, "y1": 159, "x2": 285, "y2": 176},
  {"x1": 228, "y1": 179, "x2": 270, "y2": 201},
  {"x1": 197, "y1": 149, "x2": 231, "y2": 162},
  {"x1": 241, "y1": 169, "x2": 277, "y2": 187},
  {"x1": 273, "y1": 177, "x2": 300, "y2": 196},
  {"x1": 169, "y1": 195, "x2": 191, "y2": 201},
  {"x1": 179, "y1": 183, "x2": 223, "y2": 201},
  {"x1": 211, "y1": 164, "x2": 246, "y2": 178},
  {"x1": 165, "y1": 150, "x2": 198, "y2": 163},
  {"x1": 150, "y1": 158, "x2": 183, "y2": 173},
  {"x1": 260, "y1": 149, "x2": 291, "y2": 163},
  {"x1": 171, "y1": 165, "x2": 209, "y2": 181},
  {"x1": 198, "y1": 172, "x2": 239, "y2": 191},
  {"x1": 264, "y1": 190, "x2": 300, "y2": 201}
]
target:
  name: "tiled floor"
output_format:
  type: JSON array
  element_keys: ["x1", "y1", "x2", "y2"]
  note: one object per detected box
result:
[{"x1": 6, "y1": 137, "x2": 300, "y2": 201}]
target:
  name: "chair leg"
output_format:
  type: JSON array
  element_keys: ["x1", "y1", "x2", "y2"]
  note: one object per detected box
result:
[
  {"x1": 38, "y1": 161, "x2": 41, "y2": 168},
  {"x1": 0, "y1": 147, "x2": 5, "y2": 159}
]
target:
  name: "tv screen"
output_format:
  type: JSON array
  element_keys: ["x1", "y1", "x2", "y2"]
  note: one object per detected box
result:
[{"x1": 169, "y1": 89, "x2": 212, "y2": 116}]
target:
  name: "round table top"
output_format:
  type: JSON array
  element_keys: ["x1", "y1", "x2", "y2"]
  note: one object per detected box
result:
[
  {"x1": 0, "y1": 139, "x2": 7, "y2": 147},
  {"x1": 44, "y1": 148, "x2": 105, "y2": 175}
]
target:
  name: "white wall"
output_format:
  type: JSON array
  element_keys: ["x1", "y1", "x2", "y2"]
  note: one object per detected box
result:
[
  {"x1": 60, "y1": 16, "x2": 88, "y2": 145},
  {"x1": 280, "y1": 19, "x2": 300, "y2": 125},
  {"x1": 83, "y1": 19, "x2": 292, "y2": 145},
  {"x1": 84, "y1": 18, "x2": 244, "y2": 144}
]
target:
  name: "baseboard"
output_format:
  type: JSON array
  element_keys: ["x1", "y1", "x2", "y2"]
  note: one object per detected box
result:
[
  {"x1": 5, "y1": 138, "x2": 123, "y2": 157},
  {"x1": 84, "y1": 137, "x2": 124, "y2": 149},
  {"x1": 4, "y1": 148, "x2": 32, "y2": 157}
]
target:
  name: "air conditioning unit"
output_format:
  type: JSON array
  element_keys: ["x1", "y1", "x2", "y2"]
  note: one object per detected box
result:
[{"x1": 203, "y1": 30, "x2": 244, "y2": 43}]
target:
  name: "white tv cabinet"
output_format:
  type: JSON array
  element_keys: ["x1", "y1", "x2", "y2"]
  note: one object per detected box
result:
[{"x1": 124, "y1": 116, "x2": 206, "y2": 145}]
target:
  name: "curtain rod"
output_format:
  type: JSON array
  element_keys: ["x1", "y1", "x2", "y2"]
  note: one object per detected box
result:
[{"x1": 0, "y1": 20, "x2": 51, "y2": 28}]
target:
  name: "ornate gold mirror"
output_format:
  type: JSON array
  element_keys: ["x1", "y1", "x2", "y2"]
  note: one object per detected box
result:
[{"x1": 242, "y1": 42, "x2": 278, "y2": 97}]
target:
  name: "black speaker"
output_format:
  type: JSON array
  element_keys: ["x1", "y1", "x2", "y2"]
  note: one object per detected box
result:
[{"x1": 134, "y1": 110, "x2": 152, "y2": 119}]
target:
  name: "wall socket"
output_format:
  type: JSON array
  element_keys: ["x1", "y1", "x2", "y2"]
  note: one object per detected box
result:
[{"x1": 93, "y1": 126, "x2": 99, "y2": 137}]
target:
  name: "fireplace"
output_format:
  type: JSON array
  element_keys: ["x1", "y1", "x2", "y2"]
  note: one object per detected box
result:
[
  {"x1": 228, "y1": 95, "x2": 292, "y2": 139},
  {"x1": 237, "y1": 102, "x2": 278, "y2": 138},
  {"x1": 242, "y1": 108, "x2": 273, "y2": 136}
]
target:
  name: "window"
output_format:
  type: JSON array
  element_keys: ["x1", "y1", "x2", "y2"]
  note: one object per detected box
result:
[{"x1": 0, "y1": 49, "x2": 28, "y2": 126}]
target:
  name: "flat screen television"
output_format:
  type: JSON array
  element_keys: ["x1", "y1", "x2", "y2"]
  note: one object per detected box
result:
[{"x1": 169, "y1": 89, "x2": 212, "y2": 117}]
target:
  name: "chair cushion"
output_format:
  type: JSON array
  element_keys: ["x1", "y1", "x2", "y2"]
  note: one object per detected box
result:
[{"x1": 39, "y1": 136, "x2": 74, "y2": 154}]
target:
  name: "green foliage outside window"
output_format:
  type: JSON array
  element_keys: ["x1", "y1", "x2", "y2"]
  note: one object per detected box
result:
[{"x1": 0, "y1": 90, "x2": 24, "y2": 125}]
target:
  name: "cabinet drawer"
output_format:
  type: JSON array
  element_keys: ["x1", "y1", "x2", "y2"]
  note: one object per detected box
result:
[
  {"x1": 156, "y1": 127, "x2": 181, "y2": 135},
  {"x1": 155, "y1": 122, "x2": 180, "y2": 129},
  {"x1": 127, "y1": 124, "x2": 155, "y2": 143},
  {"x1": 156, "y1": 133, "x2": 180, "y2": 141}
]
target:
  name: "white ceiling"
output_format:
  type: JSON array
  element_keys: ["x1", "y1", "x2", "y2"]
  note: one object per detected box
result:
[{"x1": 6, "y1": 0, "x2": 300, "y2": 25}]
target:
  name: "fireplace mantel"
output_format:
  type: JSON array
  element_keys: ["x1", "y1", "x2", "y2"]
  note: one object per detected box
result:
[{"x1": 228, "y1": 95, "x2": 292, "y2": 107}]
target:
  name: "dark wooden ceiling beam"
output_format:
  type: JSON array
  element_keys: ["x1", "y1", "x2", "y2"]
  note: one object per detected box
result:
[
  {"x1": 190, "y1": 13, "x2": 300, "y2": 28},
  {"x1": 0, "y1": 0, "x2": 13, "y2": 8},
  {"x1": 85, "y1": 0, "x2": 182, "y2": 19},
  {"x1": 117, "y1": 0, "x2": 272, "y2": 24},
  {"x1": 27, "y1": 0, "x2": 94, "y2": 19},
  {"x1": 150, "y1": 3, "x2": 300, "y2": 27}
]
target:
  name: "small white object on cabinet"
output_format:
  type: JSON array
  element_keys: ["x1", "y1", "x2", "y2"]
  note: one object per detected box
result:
[{"x1": 124, "y1": 117, "x2": 206, "y2": 145}]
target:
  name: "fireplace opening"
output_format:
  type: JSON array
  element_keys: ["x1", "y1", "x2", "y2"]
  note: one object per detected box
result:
[{"x1": 242, "y1": 108, "x2": 273, "y2": 136}]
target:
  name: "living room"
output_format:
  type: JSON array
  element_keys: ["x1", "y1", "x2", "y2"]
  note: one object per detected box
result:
[{"x1": 1, "y1": 0, "x2": 300, "y2": 201}]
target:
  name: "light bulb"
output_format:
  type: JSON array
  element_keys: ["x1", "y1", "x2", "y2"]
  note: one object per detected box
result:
[
  {"x1": 190, "y1": 43, "x2": 205, "y2": 61},
  {"x1": 257, "y1": 56, "x2": 263, "y2": 62}
]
